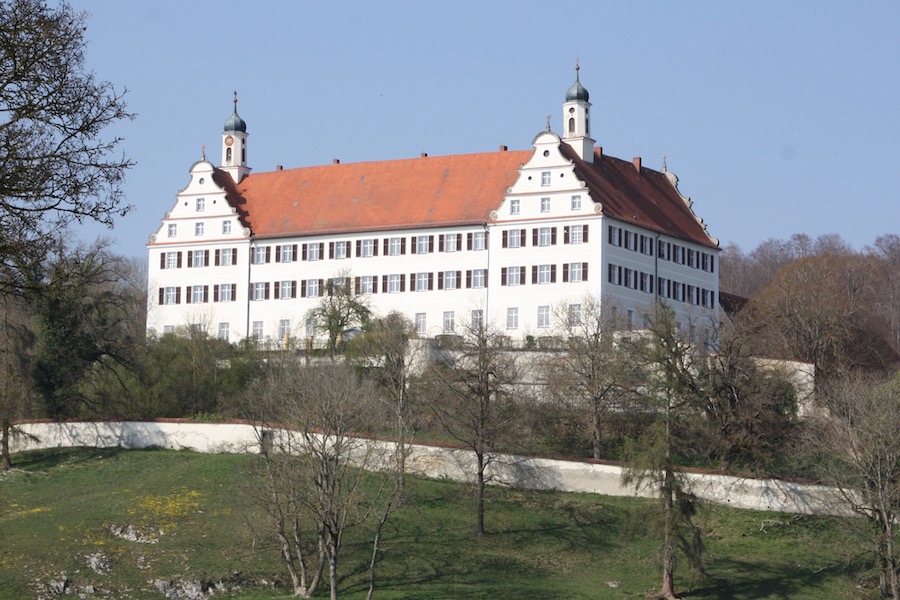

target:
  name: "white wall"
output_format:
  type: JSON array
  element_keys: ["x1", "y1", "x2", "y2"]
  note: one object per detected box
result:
[{"x1": 10, "y1": 420, "x2": 848, "y2": 517}]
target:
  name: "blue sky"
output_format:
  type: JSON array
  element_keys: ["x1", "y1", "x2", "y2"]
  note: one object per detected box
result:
[{"x1": 72, "y1": 1, "x2": 900, "y2": 260}]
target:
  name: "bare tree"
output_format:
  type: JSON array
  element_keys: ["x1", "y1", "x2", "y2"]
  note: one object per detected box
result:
[
  {"x1": 0, "y1": 294, "x2": 36, "y2": 470},
  {"x1": 807, "y1": 376, "x2": 900, "y2": 599},
  {"x1": 247, "y1": 360, "x2": 397, "y2": 599},
  {"x1": 868, "y1": 234, "x2": 900, "y2": 355},
  {"x1": 542, "y1": 295, "x2": 636, "y2": 459},
  {"x1": 423, "y1": 318, "x2": 518, "y2": 537},
  {"x1": 0, "y1": 0, "x2": 133, "y2": 295}
]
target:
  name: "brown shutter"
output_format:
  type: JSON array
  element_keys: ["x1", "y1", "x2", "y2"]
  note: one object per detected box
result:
[
  {"x1": 292, "y1": 244, "x2": 298, "y2": 261},
  {"x1": 158, "y1": 288, "x2": 164, "y2": 304},
  {"x1": 382, "y1": 275, "x2": 387, "y2": 291},
  {"x1": 551, "y1": 264, "x2": 557, "y2": 283},
  {"x1": 438, "y1": 271, "x2": 444, "y2": 290},
  {"x1": 400, "y1": 274, "x2": 405, "y2": 292},
  {"x1": 467, "y1": 232, "x2": 473, "y2": 250},
  {"x1": 372, "y1": 277, "x2": 378, "y2": 293},
  {"x1": 204, "y1": 251, "x2": 210, "y2": 267},
  {"x1": 175, "y1": 287, "x2": 181, "y2": 304},
  {"x1": 275, "y1": 247, "x2": 281, "y2": 262},
  {"x1": 203, "y1": 286, "x2": 209, "y2": 303},
  {"x1": 532, "y1": 228, "x2": 538, "y2": 246},
  {"x1": 551, "y1": 228, "x2": 557, "y2": 245},
  {"x1": 410, "y1": 273, "x2": 416, "y2": 291},
  {"x1": 301, "y1": 280, "x2": 307, "y2": 297},
  {"x1": 532, "y1": 265, "x2": 538, "y2": 284},
  {"x1": 563, "y1": 263, "x2": 569, "y2": 282},
  {"x1": 564, "y1": 226, "x2": 570, "y2": 244},
  {"x1": 274, "y1": 282, "x2": 281, "y2": 299},
  {"x1": 354, "y1": 277, "x2": 360, "y2": 294},
  {"x1": 520, "y1": 266, "x2": 526, "y2": 282},
  {"x1": 383, "y1": 239, "x2": 389, "y2": 255},
  {"x1": 502, "y1": 230, "x2": 508, "y2": 248},
  {"x1": 373, "y1": 239, "x2": 379, "y2": 256},
  {"x1": 583, "y1": 263, "x2": 589, "y2": 280},
  {"x1": 231, "y1": 248, "x2": 237, "y2": 263},
  {"x1": 466, "y1": 270, "x2": 472, "y2": 288},
  {"x1": 501, "y1": 267, "x2": 508, "y2": 286},
  {"x1": 214, "y1": 249, "x2": 220, "y2": 266},
  {"x1": 428, "y1": 272, "x2": 434, "y2": 290},
  {"x1": 213, "y1": 285, "x2": 219, "y2": 302},
  {"x1": 302, "y1": 244, "x2": 308, "y2": 261},
  {"x1": 429, "y1": 235, "x2": 434, "y2": 253},
  {"x1": 185, "y1": 286, "x2": 192, "y2": 304},
  {"x1": 439, "y1": 235, "x2": 445, "y2": 252},
  {"x1": 265, "y1": 246, "x2": 271, "y2": 263},
  {"x1": 356, "y1": 240, "x2": 361, "y2": 256},
  {"x1": 265, "y1": 282, "x2": 270, "y2": 299},
  {"x1": 187, "y1": 251, "x2": 193, "y2": 267},
  {"x1": 292, "y1": 281, "x2": 297, "y2": 298},
  {"x1": 583, "y1": 225, "x2": 589, "y2": 243},
  {"x1": 177, "y1": 252, "x2": 182, "y2": 268},
  {"x1": 329, "y1": 241, "x2": 335, "y2": 259},
  {"x1": 400, "y1": 238, "x2": 406, "y2": 255},
  {"x1": 160, "y1": 253, "x2": 166, "y2": 269},
  {"x1": 456, "y1": 271, "x2": 461, "y2": 287},
  {"x1": 411, "y1": 238, "x2": 418, "y2": 255}
]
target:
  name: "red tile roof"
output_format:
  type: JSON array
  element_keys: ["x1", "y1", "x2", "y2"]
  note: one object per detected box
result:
[
  {"x1": 220, "y1": 144, "x2": 718, "y2": 249},
  {"x1": 227, "y1": 151, "x2": 529, "y2": 239}
]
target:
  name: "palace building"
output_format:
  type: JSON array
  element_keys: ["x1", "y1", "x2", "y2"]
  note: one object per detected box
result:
[{"x1": 147, "y1": 70, "x2": 719, "y2": 345}]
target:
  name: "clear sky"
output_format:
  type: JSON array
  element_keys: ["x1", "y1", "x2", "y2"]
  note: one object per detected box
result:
[{"x1": 70, "y1": 0, "x2": 900, "y2": 260}]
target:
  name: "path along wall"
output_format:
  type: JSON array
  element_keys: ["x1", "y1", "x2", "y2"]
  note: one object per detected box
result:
[{"x1": 10, "y1": 420, "x2": 847, "y2": 517}]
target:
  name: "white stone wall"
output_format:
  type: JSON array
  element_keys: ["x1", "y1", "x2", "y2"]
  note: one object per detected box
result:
[{"x1": 11, "y1": 420, "x2": 847, "y2": 517}]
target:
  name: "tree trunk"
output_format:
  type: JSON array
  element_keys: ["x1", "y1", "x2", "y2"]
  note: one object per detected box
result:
[
  {"x1": 592, "y1": 410, "x2": 602, "y2": 460},
  {"x1": 2, "y1": 418, "x2": 11, "y2": 471},
  {"x1": 329, "y1": 553, "x2": 339, "y2": 600},
  {"x1": 660, "y1": 470, "x2": 679, "y2": 599},
  {"x1": 476, "y1": 450, "x2": 485, "y2": 537}
]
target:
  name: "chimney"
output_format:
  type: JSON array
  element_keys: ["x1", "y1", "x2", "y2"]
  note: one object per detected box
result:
[
  {"x1": 332, "y1": 158, "x2": 340, "y2": 164},
  {"x1": 276, "y1": 165, "x2": 283, "y2": 171},
  {"x1": 632, "y1": 157, "x2": 641, "y2": 173},
  {"x1": 420, "y1": 152, "x2": 428, "y2": 158},
  {"x1": 597, "y1": 146, "x2": 603, "y2": 159},
  {"x1": 499, "y1": 145, "x2": 508, "y2": 152}
]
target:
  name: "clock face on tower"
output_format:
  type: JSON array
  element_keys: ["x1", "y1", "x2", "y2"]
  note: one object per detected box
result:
[{"x1": 224, "y1": 135, "x2": 234, "y2": 146}]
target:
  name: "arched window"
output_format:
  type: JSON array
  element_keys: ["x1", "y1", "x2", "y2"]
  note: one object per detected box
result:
[
  {"x1": 226, "y1": 147, "x2": 232, "y2": 162},
  {"x1": 568, "y1": 117, "x2": 575, "y2": 133}
]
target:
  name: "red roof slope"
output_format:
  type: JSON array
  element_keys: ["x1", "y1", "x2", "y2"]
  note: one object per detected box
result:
[
  {"x1": 222, "y1": 145, "x2": 717, "y2": 248},
  {"x1": 563, "y1": 145, "x2": 718, "y2": 249},
  {"x1": 230, "y1": 151, "x2": 529, "y2": 239}
]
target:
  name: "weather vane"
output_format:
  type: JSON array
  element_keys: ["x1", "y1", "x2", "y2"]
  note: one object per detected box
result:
[
  {"x1": 201, "y1": 144, "x2": 206, "y2": 160},
  {"x1": 546, "y1": 114, "x2": 552, "y2": 131}
]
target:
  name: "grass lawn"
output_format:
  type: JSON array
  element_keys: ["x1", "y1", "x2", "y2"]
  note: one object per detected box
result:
[{"x1": 0, "y1": 448, "x2": 874, "y2": 599}]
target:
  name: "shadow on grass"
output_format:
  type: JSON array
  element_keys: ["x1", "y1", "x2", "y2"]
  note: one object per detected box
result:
[
  {"x1": 682, "y1": 557, "x2": 854, "y2": 599},
  {"x1": 10, "y1": 446, "x2": 132, "y2": 472}
]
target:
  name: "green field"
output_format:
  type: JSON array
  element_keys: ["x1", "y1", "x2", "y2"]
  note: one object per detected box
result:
[{"x1": 0, "y1": 448, "x2": 873, "y2": 599}]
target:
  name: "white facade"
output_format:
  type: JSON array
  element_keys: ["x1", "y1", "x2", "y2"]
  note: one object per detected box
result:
[{"x1": 147, "y1": 77, "x2": 719, "y2": 345}]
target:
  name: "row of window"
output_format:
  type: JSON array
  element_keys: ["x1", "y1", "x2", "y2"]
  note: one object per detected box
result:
[
  {"x1": 607, "y1": 263, "x2": 716, "y2": 309},
  {"x1": 166, "y1": 220, "x2": 233, "y2": 239},
  {"x1": 508, "y1": 194, "x2": 583, "y2": 215},
  {"x1": 608, "y1": 225, "x2": 715, "y2": 273},
  {"x1": 160, "y1": 248, "x2": 238, "y2": 269},
  {"x1": 502, "y1": 224, "x2": 587, "y2": 248}
]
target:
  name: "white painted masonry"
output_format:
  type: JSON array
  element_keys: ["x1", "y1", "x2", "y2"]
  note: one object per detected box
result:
[{"x1": 11, "y1": 420, "x2": 847, "y2": 517}]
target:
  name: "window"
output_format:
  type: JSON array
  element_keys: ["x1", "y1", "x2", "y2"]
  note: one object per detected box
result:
[
  {"x1": 278, "y1": 280, "x2": 295, "y2": 299},
  {"x1": 540, "y1": 197, "x2": 550, "y2": 213},
  {"x1": 190, "y1": 285, "x2": 207, "y2": 304},
  {"x1": 640, "y1": 235, "x2": 654, "y2": 256},
  {"x1": 415, "y1": 272, "x2": 430, "y2": 292},
  {"x1": 470, "y1": 310, "x2": 483, "y2": 329},
  {"x1": 568, "y1": 262, "x2": 584, "y2": 283},
  {"x1": 387, "y1": 274, "x2": 401, "y2": 293},
  {"x1": 217, "y1": 322, "x2": 229, "y2": 341},
  {"x1": 305, "y1": 317, "x2": 316, "y2": 338},
  {"x1": 196, "y1": 198, "x2": 205, "y2": 212},
  {"x1": 608, "y1": 263, "x2": 622, "y2": 285},
  {"x1": 306, "y1": 242, "x2": 321, "y2": 261},
  {"x1": 252, "y1": 321, "x2": 264, "y2": 341},
  {"x1": 252, "y1": 282, "x2": 268, "y2": 301},
  {"x1": 191, "y1": 249, "x2": 207, "y2": 268},
  {"x1": 359, "y1": 275, "x2": 375, "y2": 294},
  {"x1": 470, "y1": 269, "x2": 486, "y2": 289},
  {"x1": 361, "y1": 238, "x2": 375, "y2": 257},
  {"x1": 639, "y1": 272, "x2": 654, "y2": 294},
  {"x1": 471, "y1": 231, "x2": 487, "y2": 251},
  {"x1": 442, "y1": 270, "x2": 458, "y2": 290},
  {"x1": 506, "y1": 307, "x2": 519, "y2": 330},
  {"x1": 222, "y1": 220, "x2": 231, "y2": 235},
  {"x1": 442, "y1": 311, "x2": 455, "y2": 333},
  {"x1": 571, "y1": 195, "x2": 582, "y2": 210},
  {"x1": 608, "y1": 225, "x2": 621, "y2": 247},
  {"x1": 570, "y1": 224, "x2": 584, "y2": 245},
  {"x1": 510, "y1": 199, "x2": 520, "y2": 215},
  {"x1": 306, "y1": 278, "x2": 320, "y2": 298},
  {"x1": 217, "y1": 248, "x2": 235, "y2": 266},
  {"x1": 165, "y1": 251, "x2": 179, "y2": 269},
  {"x1": 568, "y1": 303, "x2": 582, "y2": 326},
  {"x1": 167, "y1": 223, "x2": 177, "y2": 238},
  {"x1": 251, "y1": 246, "x2": 269, "y2": 264},
  {"x1": 279, "y1": 244, "x2": 295, "y2": 263},
  {"x1": 195, "y1": 222, "x2": 204, "y2": 236},
  {"x1": 538, "y1": 227, "x2": 553, "y2": 246},
  {"x1": 442, "y1": 233, "x2": 458, "y2": 253},
  {"x1": 537, "y1": 305, "x2": 550, "y2": 329},
  {"x1": 163, "y1": 286, "x2": 178, "y2": 305},
  {"x1": 332, "y1": 240, "x2": 348, "y2": 259},
  {"x1": 505, "y1": 229, "x2": 523, "y2": 249},
  {"x1": 416, "y1": 235, "x2": 431, "y2": 254},
  {"x1": 503, "y1": 266, "x2": 523, "y2": 286},
  {"x1": 541, "y1": 171, "x2": 551, "y2": 186},
  {"x1": 388, "y1": 237, "x2": 402, "y2": 256},
  {"x1": 216, "y1": 283, "x2": 235, "y2": 302},
  {"x1": 627, "y1": 310, "x2": 635, "y2": 330},
  {"x1": 278, "y1": 319, "x2": 291, "y2": 340},
  {"x1": 162, "y1": 325, "x2": 175, "y2": 334},
  {"x1": 415, "y1": 313, "x2": 427, "y2": 335},
  {"x1": 658, "y1": 240, "x2": 670, "y2": 261},
  {"x1": 538, "y1": 264, "x2": 552, "y2": 284}
]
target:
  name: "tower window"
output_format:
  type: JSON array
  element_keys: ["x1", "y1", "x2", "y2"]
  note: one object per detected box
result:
[
  {"x1": 226, "y1": 148, "x2": 232, "y2": 163},
  {"x1": 568, "y1": 117, "x2": 575, "y2": 133}
]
